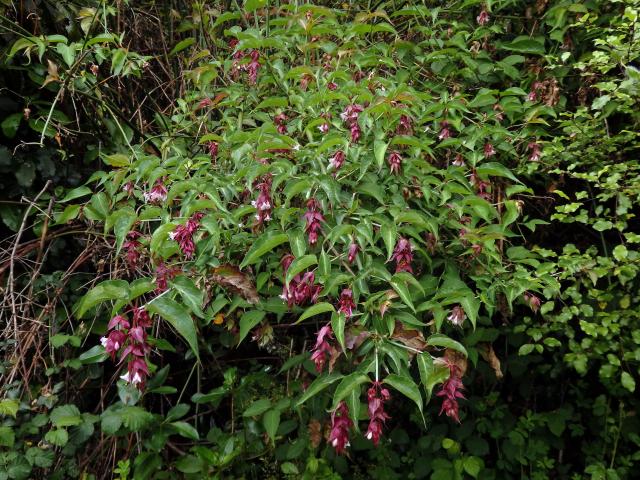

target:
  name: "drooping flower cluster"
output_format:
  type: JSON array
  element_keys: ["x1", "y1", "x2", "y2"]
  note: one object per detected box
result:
[
  {"x1": 310, "y1": 324, "x2": 334, "y2": 372},
  {"x1": 527, "y1": 141, "x2": 541, "y2": 161},
  {"x1": 207, "y1": 141, "x2": 218, "y2": 161},
  {"x1": 387, "y1": 150, "x2": 403, "y2": 174},
  {"x1": 337, "y1": 288, "x2": 356, "y2": 318},
  {"x1": 329, "y1": 150, "x2": 345, "y2": 173},
  {"x1": 329, "y1": 401, "x2": 353, "y2": 454},
  {"x1": 391, "y1": 237, "x2": 413, "y2": 273},
  {"x1": 396, "y1": 114, "x2": 413, "y2": 136},
  {"x1": 483, "y1": 142, "x2": 496, "y2": 158},
  {"x1": 304, "y1": 198, "x2": 324, "y2": 245},
  {"x1": 365, "y1": 382, "x2": 390, "y2": 446},
  {"x1": 123, "y1": 231, "x2": 142, "y2": 269},
  {"x1": 437, "y1": 361, "x2": 466, "y2": 423},
  {"x1": 155, "y1": 261, "x2": 179, "y2": 293},
  {"x1": 438, "y1": 120, "x2": 451, "y2": 140},
  {"x1": 477, "y1": 9, "x2": 490, "y2": 26},
  {"x1": 524, "y1": 292, "x2": 541, "y2": 313},
  {"x1": 101, "y1": 308, "x2": 152, "y2": 389},
  {"x1": 143, "y1": 179, "x2": 168, "y2": 204},
  {"x1": 340, "y1": 103, "x2": 364, "y2": 143},
  {"x1": 347, "y1": 242, "x2": 359, "y2": 264},
  {"x1": 170, "y1": 211, "x2": 204, "y2": 259},
  {"x1": 229, "y1": 39, "x2": 261, "y2": 85},
  {"x1": 447, "y1": 305, "x2": 466, "y2": 327},
  {"x1": 280, "y1": 254, "x2": 322, "y2": 308},
  {"x1": 252, "y1": 174, "x2": 273, "y2": 227},
  {"x1": 274, "y1": 113, "x2": 288, "y2": 135}
]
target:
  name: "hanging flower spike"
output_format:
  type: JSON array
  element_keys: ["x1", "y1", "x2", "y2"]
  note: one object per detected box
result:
[
  {"x1": 397, "y1": 114, "x2": 413, "y2": 136},
  {"x1": 247, "y1": 50, "x2": 260, "y2": 84},
  {"x1": 170, "y1": 211, "x2": 204, "y2": 259},
  {"x1": 483, "y1": 142, "x2": 496, "y2": 158},
  {"x1": 327, "y1": 81, "x2": 338, "y2": 91},
  {"x1": 207, "y1": 141, "x2": 218, "y2": 161},
  {"x1": 310, "y1": 324, "x2": 333, "y2": 372},
  {"x1": 252, "y1": 174, "x2": 273, "y2": 227},
  {"x1": 437, "y1": 362, "x2": 465, "y2": 423},
  {"x1": 143, "y1": 179, "x2": 168, "y2": 204},
  {"x1": 365, "y1": 382, "x2": 391, "y2": 446},
  {"x1": 121, "y1": 356, "x2": 149, "y2": 387},
  {"x1": 338, "y1": 289, "x2": 356, "y2": 318},
  {"x1": 107, "y1": 314, "x2": 130, "y2": 331},
  {"x1": 329, "y1": 150, "x2": 345, "y2": 172},
  {"x1": 304, "y1": 198, "x2": 324, "y2": 246},
  {"x1": 387, "y1": 150, "x2": 402, "y2": 174},
  {"x1": 280, "y1": 254, "x2": 322, "y2": 308},
  {"x1": 274, "y1": 113, "x2": 288, "y2": 135},
  {"x1": 329, "y1": 401, "x2": 353, "y2": 454},
  {"x1": 123, "y1": 231, "x2": 142, "y2": 269},
  {"x1": 347, "y1": 242, "x2": 359, "y2": 264},
  {"x1": 155, "y1": 261, "x2": 179, "y2": 293},
  {"x1": 341, "y1": 104, "x2": 364, "y2": 143},
  {"x1": 524, "y1": 292, "x2": 541, "y2": 313},
  {"x1": 528, "y1": 142, "x2": 541, "y2": 161},
  {"x1": 101, "y1": 330, "x2": 127, "y2": 359},
  {"x1": 447, "y1": 305, "x2": 466, "y2": 327},
  {"x1": 477, "y1": 9, "x2": 490, "y2": 26},
  {"x1": 452, "y1": 154, "x2": 465, "y2": 167},
  {"x1": 391, "y1": 237, "x2": 413, "y2": 274},
  {"x1": 438, "y1": 120, "x2": 451, "y2": 140}
]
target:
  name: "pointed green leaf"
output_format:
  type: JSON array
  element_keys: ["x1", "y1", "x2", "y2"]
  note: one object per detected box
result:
[
  {"x1": 294, "y1": 302, "x2": 335, "y2": 324},
  {"x1": 238, "y1": 310, "x2": 266, "y2": 345},
  {"x1": 285, "y1": 255, "x2": 317, "y2": 285},
  {"x1": 295, "y1": 373, "x2": 343, "y2": 407},
  {"x1": 331, "y1": 373, "x2": 370, "y2": 410},
  {"x1": 147, "y1": 296, "x2": 200, "y2": 360},
  {"x1": 383, "y1": 373, "x2": 424, "y2": 418},
  {"x1": 263, "y1": 409, "x2": 280, "y2": 442},
  {"x1": 241, "y1": 232, "x2": 288, "y2": 268},
  {"x1": 427, "y1": 334, "x2": 467, "y2": 357}
]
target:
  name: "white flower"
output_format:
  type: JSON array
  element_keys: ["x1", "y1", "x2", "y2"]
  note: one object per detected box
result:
[
  {"x1": 100, "y1": 337, "x2": 108, "y2": 347},
  {"x1": 332, "y1": 439, "x2": 339, "y2": 447},
  {"x1": 169, "y1": 231, "x2": 177, "y2": 240},
  {"x1": 293, "y1": 143, "x2": 301, "y2": 151},
  {"x1": 366, "y1": 431, "x2": 373, "y2": 440},
  {"x1": 120, "y1": 371, "x2": 131, "y2": 383}
]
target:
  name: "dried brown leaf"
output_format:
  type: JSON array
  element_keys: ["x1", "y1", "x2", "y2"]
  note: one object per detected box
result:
[
  {"x1": 391, "y1": 321, "x2": 427, "y2": 354},
  {"x1": 479, "y1": 342, "x2": 503, "y2": 380},
  {"x1": 210, "y1": 264, "x2": 259, "y2": 304}
]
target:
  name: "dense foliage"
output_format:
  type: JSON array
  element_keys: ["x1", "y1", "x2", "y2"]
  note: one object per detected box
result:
[{"x1": 1, "y1": 0, "x2": 639, "y2": 479}]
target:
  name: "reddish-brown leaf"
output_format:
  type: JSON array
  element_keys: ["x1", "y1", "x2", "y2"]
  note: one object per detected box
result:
[{"x1": 210, "y1": 264, "x2": 259, "y2": 304}]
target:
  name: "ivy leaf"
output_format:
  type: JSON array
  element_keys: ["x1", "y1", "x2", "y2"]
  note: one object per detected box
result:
[
  {"x1": 240, "y1": 231, "x2": 289, "y2": 268},
  {"x1": 238, "y1": 310, "x2": 266, "y2": 345},
  {"x1": 147, "y1": 295, "x2": 200, "y2": 361}
]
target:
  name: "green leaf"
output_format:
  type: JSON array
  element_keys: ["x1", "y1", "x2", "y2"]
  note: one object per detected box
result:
[
  {"x1": 331, "y1": 311, "x2": 346, "y2": 351},
  {"x1": 147, "y1": 296, "x2": 200, "y2": 360},
  {"x1": 0, "y1": 399, "x2": 19, "y2": 418},
  {"x1": 244, "y1": 0, "x2": 267, "y2": 13},
  {"x1": 374, "y1": 140, "x2": 389, "y2": 169},
  {"x1": 295, "y1": 372, "x2": 343, "y2": 407},
  {"x1": 75, "y1": 279, "x2": 130, "y2": 318},
  {"x1": 45, "y1": 428, "x2": 68, "y2": 447},
  {"x1": 475, "y1": 162, "x2": 520, "y2": 183},
  {"x1": 170, "y1": 421, "x2": 200, "y2": 440},
  {"x1": 621, "y1": 372, "x2": 636, "y2": 392},
  {"x1": 78, "y1": 345, "x2": 108, "y2": 364},
  {"x1": 426, "y1": 334, "x2": 467, "y2": 357},
  {"x1": 171, "y1": 275, "x2": 205, "y2": 317},
  {"x1": 0, "y1": 426, "x2": 14, "y2": 448},
  {"x1": 463, "y1": 457, "x2": 483, "y2": 478},
  {"x1": 331, "y1": 373, "x2": 369, "y2": 410},
  {"x1": 50, "y1": 404, "x2": 82, "y2": 427},
  {"x1": 1, "y1": 113, "x2": 22, "y2": 139},
  {"x1": 170, "y1": 38, "x2": 196, "y2": 56},
  {"x1": 417, "y1": 353, "x2": 449, "y2": 402},
  {"x1": 60, "y1": 186, "x2": 92, "y2": 203},
  {"x1": 381, "y1": 221, "x2": 397, "y2": 261},
  {"x1": 501, "y1": 37, "x2": 545, "y2": 55},
  {"x1": 319, "y1": 249, "x2": 331, "y2": 278},
  {"x1": 240, "y1": 231, "x2": 289, "y2": 268},
  {"x1": 295, "y1": 302, "x2": 335, "y2": 324},
  {"x1": 102, "y1": 154, "x2": 130, "y2": 167},
  {"x1": 384, "y1": 373, "x2": 424, "y2": 417},
  {"x1": 459, "y1": 295, "x2": 479, "y2": 329},
  {"x1": 285, "y1": 254, "x2": 317, "y2": 285},
  {"x1": 390, "y1": 276, "x2": 415, "y2": 312},
  {"x1": 110, "y1": 207, "x2": 137, "y2": 254},
  {"x1": 263, "y1": 409, "x2": 280, "y2": 442},
  {"x1": 243, "y1": 399, "x2": 272, "y2": 417},
  {"x1": 238, "y1": 310, "x2": 266, "y2": 344}
]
